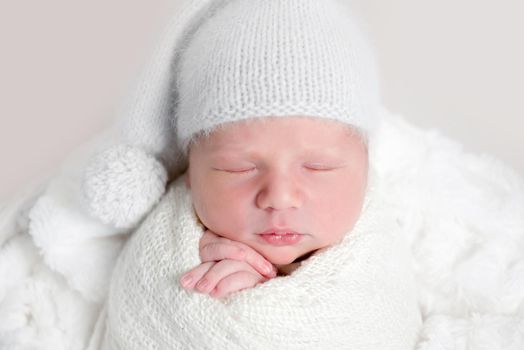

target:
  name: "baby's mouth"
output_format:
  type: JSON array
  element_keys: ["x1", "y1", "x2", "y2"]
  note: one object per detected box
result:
[
  {"x1": 258, "y1": 228, "x2": 302, "y2": 235},
  {"x1": 257, "y1": 229, "x2": 304, "y2": 246}
]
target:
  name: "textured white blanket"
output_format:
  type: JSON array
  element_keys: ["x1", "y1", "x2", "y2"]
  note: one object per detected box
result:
[
  {"x1": 98, "y1": 173, "x2": 422, "y2": 349},
  {"x1": 2, "y1": 0, "x2": 524, "y2": 346},
  {"x1": 1, "y1": 111, "x2": 524, "y2": 349}
]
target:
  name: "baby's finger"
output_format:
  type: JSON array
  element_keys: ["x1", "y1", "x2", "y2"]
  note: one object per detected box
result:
[
  {"x1": 194, "y1": 259, "x2": 255, "y2": 294},
  {"x1": 199, "y1": 230, "x2": 276, "y2": 278},
  {"x1": 200, "y1": 242, "x2": 246, "y2": 262},
  {"x1": 179, "y1": 261, "x2": 215, "y2": 289},
  {"x1": 199, "y1": 230, "x2": 232, "y2": 248},
  {"x1": 210, "y1": 271, "x2": 264, "y2": 299},
  {"x1": 240, "y1": 248, "x2": 277, "y2": 278}
]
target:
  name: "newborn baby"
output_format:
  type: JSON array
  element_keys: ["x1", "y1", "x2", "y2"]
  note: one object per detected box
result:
[
  {"x1": 95, "y1": 113, "x2": 422, "y2": 349},
  {"x1": 179, "y1": 116, "x2": 369, "y2": 298},
  {"x1": 81, "y1": 1, "x2": 426, "y2": 347}
]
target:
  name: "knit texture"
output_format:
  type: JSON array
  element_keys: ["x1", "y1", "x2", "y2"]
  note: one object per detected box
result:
[
  {"x1": 100, "y1": 173, "x2": 422, "y2": 349},
  {"x1": 3, "y1": 111, "x2": 524, "y2": 348},
  {"x1": 82, "y1": 144, "x2": 167, "y2": 229},
  {"x1": 80, "y1": 0, "x2": 382, "y2": 229},
  {"x1": 175, "y1": 0, "x2": 381, "y2": 151}
]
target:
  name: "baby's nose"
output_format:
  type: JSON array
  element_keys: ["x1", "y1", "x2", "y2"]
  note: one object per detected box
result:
[{"x1": 255, "y1": 173, "x2": 303, "y2": 211}]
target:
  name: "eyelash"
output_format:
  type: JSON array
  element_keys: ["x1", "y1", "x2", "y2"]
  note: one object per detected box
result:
[
  {"x1": 214, "y1": 167, "x2": 256, "y2": 174},
  {"x1": 303, "y1": 164, "x2": 336, "y2": 171},
  {"x1": 215, "y1": 165, "x2": 335, "y2": 174}
]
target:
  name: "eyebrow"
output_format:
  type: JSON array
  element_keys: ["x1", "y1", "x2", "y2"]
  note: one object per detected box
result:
[{"x1": 206, "y1": 146, "x2": 349, "y2": 159}]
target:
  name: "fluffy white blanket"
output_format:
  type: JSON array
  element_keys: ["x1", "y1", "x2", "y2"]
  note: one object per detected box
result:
[
  {"x1": 95, "y1": 174, "x2": 421, "y2": 349},
  {"x1": 1, "y1": 111, "x2": 524, "y2": 349}
]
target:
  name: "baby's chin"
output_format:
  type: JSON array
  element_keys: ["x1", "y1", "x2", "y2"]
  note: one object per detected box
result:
[{"x1": 260, "y1": 247, "x2": 315, "y2": 266}]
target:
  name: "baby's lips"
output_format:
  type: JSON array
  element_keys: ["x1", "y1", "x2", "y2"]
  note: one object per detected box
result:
[{"x1": 258, "y1": 228, "x2": 303, "y2": 235}]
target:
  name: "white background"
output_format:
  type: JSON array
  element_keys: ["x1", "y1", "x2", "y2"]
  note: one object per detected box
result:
[{"x1": 1, "y1": 0, "x2": 523, "y2": 201}]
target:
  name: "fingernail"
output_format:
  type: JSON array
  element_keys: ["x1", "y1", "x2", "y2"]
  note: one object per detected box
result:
[
  {"x1": 264, "y1": 262, "x2": 274, "y2": 275},
  {"x1": 180, "y1": 274, "x2": 192, "y2": 288},
  {"x1": 269, "y1": 266, "x2": 277, "y2": 277},
  {"x1": 196, "y1": 278, "x2": 208, "y2": 291}
]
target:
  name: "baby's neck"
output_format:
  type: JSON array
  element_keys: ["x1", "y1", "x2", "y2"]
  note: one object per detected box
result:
[
  {"x1": 276, "y1": 250, "x2": 315, "y2": 276},
  {"x1": 276, "y1": 262, "x2": 300, "y2": 276}
]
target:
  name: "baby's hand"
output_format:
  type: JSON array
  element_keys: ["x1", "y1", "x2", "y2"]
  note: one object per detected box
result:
[
  {"x1": 199, "y1": 229, "x2": 277, "y2": 278},
  {"x1": 179, "y1": 229, "x2": 277, "y2": 298},
  {"x1": 180, "y1": 259, "x2": 268, "y2": 298}
]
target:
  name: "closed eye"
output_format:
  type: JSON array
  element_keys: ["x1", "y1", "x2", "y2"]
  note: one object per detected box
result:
[
  {"x1": 303, "y1": 162, "x2": 347, "y2": 171},
  {"x1": 303, "y1": 164, "x2": 336, "y2": 171},
  {"x1": 213, "y1": 167, "x2": 257, "y2": 174}
]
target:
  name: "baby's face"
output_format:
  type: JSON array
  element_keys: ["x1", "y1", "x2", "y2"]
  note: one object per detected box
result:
[{"x1": 187, "y1": 116, "x2": 368, "y2": 266}]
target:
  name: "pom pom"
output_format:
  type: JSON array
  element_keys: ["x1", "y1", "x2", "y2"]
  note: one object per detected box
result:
[{"x1": 82, "y1": 144, "x2": 167, "y2": 229}]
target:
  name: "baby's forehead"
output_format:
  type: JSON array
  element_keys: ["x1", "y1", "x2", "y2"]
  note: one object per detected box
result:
[
  {"x1": 193, "y1": 116, "x2": 360, "y2": 143},
  {"x1": 188, "y1": 116, "x2": 366, "y2": 156}
]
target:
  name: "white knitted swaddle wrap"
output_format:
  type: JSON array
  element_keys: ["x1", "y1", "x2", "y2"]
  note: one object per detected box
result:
[{"x1": 101, "y1": 174, "x2": 422, "y2": 349}]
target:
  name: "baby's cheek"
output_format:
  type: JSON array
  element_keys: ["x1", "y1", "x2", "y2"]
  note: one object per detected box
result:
[
  {"x1": 196, "y1": 195, "x2": 249, "y2": 240},
  {"x1": 315, "y1": 190, "x2": 363, "y2": 240}
]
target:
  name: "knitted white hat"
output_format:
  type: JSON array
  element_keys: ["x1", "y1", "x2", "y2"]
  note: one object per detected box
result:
[
  {"x1": 82, "y1": 0, "x2": 382, "y2": 229},
  {"x1": 175, "y1": 0, "x2": 381, "y2": 151}
]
